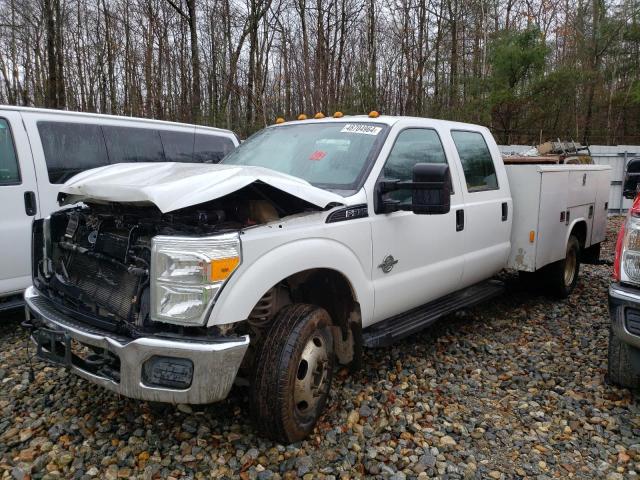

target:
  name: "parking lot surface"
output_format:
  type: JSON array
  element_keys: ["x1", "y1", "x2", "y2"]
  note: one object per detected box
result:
[{"x1": 1, "y1": 217, "x2": 638, "y2": 480}]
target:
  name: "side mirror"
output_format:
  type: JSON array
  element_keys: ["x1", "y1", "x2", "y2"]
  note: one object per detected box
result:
[
  {"x1": 376, "y1": 163, "x2": 451, "y2": 215},
  {"x1": 411, "y1": 163, "x2": 451, "y2": 215},
  {"x1": 624, "y1": 157, "x2": 640, "y2": 199}
]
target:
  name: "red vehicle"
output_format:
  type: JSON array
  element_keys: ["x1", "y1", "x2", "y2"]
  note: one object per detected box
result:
[{"x1": 609, "y1": 158, "x2": 640, "y2": 390}]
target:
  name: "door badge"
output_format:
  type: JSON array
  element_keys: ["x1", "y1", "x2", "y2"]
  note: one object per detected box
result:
[{"x1": 378, "y1": 255, "x2": 398, "y2": 273}]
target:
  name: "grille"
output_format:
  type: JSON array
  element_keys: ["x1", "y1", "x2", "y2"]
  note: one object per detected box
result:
[
  {"x1": 66, "y1": 253, "x2": 142, "y2": 321},
  {"x1": 626, "y1": 309, "x2": 640, "y2": 336}
]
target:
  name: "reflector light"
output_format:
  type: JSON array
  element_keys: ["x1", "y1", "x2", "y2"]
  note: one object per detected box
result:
[
  {"x1": 368, "y1": 110, "x2": 380, "y2": 118},
  {"x1": 529, "y1": 231, "x2": 535, "y2": 243},
  {"x1": 275, "y1": 117, "x2": 285, "y2": 124},
  {"x1": 333, "y1": 111, "x2": 344, "y2": 118},
  {"x1": 314, "y1": 112, "x2": 325, "y2": 119},
  {"x1": 297, "y1": 114, "x2": 308, "y2": 120},
  {"x1": 209, "y1": 257, "x2": 240, "y2": 282}
]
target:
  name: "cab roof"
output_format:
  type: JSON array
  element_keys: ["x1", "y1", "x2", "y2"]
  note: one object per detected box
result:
[{"x1": 270, "y1": 114, "x2": 488, "y2": 132}]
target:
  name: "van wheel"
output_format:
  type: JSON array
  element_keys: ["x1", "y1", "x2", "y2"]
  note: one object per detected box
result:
[
  {"x1": 250, "y1": 304, "x2": 335, "y2": 443},
  {"x1": 607, "y1": 327, "x2": 640, "y2": 390},
  {"x1": 546, "y1": 235, "x2": 580, "y2": 298}
]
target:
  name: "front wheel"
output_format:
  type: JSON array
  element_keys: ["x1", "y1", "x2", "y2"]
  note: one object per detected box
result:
[
  {"x1": 250, "y1": 304, "x2": 335, "y2": 443},
  {"x1": 607, "y1": 327, "x2": 640, "y2": 390},
  {"x1": 545, "y1": 234, "x2": 580, "y2": 298}
]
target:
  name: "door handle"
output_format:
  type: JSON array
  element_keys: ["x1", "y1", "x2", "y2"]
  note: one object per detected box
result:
[
  {"x1": 501, "y1": 202, "x2": 508, "y2": 221},
  {"x1": 24, "y1": 191, "x2": 37, "y2": 216},
  {"x1": 456, "y1": 209, "x2": 464, "y2": 232}
]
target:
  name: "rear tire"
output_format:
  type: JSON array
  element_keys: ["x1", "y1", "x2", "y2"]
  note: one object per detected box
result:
[
  {"x1": 545, "y1": 235, "x2": 580, "y2": 298},
  {"x1": 250, "y1": 304, "x2": 335, "y2": 443},
  {"x1": 607, "y1": 327, "x2": 640, "y2": 390}
]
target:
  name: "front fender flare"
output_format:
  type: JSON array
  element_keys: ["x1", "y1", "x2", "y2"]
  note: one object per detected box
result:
[{"x1": 206, "y1": 238, "x2": 373, "y2": 327}]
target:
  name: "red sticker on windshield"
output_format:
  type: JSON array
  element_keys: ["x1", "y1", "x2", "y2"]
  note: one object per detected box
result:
[{"x1": 309, "y1": 150, "x2": 326, "y2": 161}]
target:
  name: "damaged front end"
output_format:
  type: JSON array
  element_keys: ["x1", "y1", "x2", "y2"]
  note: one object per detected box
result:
[{"x1": 25, "y1": 177, "x2": 334, "y2": 403}]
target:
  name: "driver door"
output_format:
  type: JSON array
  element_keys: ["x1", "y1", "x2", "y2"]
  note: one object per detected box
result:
[{"x1": 369, "y1": 127, "x2": 466, "y2": 323}]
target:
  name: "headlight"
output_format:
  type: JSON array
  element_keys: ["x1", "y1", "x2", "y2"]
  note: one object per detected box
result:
[{"x1": 150, "y1": 233, "x2": 241, "y2": 325}]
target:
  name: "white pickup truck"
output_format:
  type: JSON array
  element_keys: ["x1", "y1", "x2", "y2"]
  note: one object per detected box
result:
[{"x1": 24, "y1": 115, "x2": 610, "y2": 443}]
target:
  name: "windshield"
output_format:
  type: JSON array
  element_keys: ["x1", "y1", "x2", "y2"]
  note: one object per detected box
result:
[{"x1": 221, "y1": 122, "x2": 388, "y2": 190}]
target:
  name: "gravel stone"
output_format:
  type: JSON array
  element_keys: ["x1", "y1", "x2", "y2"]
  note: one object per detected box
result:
[{"x1": 0, "y1": 217, "x2": 637, "y2": 479}]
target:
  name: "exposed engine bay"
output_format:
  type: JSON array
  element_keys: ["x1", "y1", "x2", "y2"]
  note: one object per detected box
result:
[{"x1": 33, "y1": 185, "x2": 321, "y2": 338}]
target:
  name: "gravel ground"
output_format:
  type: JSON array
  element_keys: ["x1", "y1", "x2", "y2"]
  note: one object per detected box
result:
[{"x1": 1, "y1": 217, "x2": 639, "y2": 480}]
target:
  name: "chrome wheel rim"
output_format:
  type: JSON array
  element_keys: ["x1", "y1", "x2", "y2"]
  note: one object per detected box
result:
[
  {"x1": 564, "y1": 245, "x2": 577, "y2": 286},
  {"x1": 293, "y1": 333, "x2": 330, "y2": 415}
]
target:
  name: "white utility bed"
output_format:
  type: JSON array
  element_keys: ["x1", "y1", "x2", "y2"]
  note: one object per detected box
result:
[{"x1": 505, "y1": 164, "x2": 610, "y2": 272}]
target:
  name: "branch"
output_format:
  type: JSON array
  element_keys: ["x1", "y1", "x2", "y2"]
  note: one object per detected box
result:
[{"x1": 165, "y1": 0, "x2": 188, "y2": 20}]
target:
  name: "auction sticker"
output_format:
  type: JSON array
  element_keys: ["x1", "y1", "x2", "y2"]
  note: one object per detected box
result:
[{"x1": 340, "y1": 124, "x2": 382, "y2": 135}]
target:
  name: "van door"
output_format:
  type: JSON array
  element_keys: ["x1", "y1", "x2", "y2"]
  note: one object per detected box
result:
[
  {"x1": 369, "y1": 127, "x2": 466, "y2": 322},
  {"x1": 0, "y1": 111, "x2": 40, "y2": 296}
]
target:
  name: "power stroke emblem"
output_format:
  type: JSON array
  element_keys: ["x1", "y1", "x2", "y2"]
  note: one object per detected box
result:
[{"x1": 378, "y1": 255, "x2": 398, "y2": 273}]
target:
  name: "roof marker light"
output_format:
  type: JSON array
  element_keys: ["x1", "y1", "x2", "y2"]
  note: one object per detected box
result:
[
  {"x1": 275, "y1": 117, "x2": 285, "y2": 124},
  {"x1": 314, "y1": 112, "x2": 325, "y2": 119},
  {"x1": 368, "y1": 110, "x2": 380, "y2": 118},
  {"x1": 333, "y1": 111, "x2": 344, "y2": 118},
  {"x1": 297, "y1": 114, "x2": 308, "y2": 120}
]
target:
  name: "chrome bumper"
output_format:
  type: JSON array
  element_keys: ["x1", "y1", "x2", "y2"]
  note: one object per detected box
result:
[
  {"x1": 24, "y1": 286, "x2": 249, "y2": 404},
  {"x1": 609, "y1": 283, "x2": 640, "y2": 350}
]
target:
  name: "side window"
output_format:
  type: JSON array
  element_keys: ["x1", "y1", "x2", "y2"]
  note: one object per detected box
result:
[
  {"x1": 38, "y1": 121, "x2": 109, "y2": 184},
  {"x1": 451, "y1": 130, "x2": 498, "y2": 192},
  {"x1": 103, "y1": 126, "x2": 165, "y2": 163},
  {"x1": 0, "y1": 119, "x2": 20, "y2": 185},
  {"x1": 382, "y1": 128, "x2": 449, "y2": 202},
  {"x1": 160, "y1": 130, "x2": 194, "y2": 162},
  {"x1": 194, "y1": 134, "x2": 235, "y2": 163}
]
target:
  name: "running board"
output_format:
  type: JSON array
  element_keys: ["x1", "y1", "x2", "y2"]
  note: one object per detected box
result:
[{"x1": 363, "y1": 280, "x2": 504, "y2": 348}]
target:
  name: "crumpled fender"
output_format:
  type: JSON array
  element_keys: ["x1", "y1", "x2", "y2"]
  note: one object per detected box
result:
[{"x1": 207, "y1": 237, "x2": 373, "y2": 327}]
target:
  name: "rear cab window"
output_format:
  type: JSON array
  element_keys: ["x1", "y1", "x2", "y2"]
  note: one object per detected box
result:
[
  {"x1": 0, "y1": 118, "x2": 20, "y2": 185},
  {"x1": 194, "y1": 133, "x2": 235, "y2": 163},
  {"x1": 451, "y1": 130, "x2": 498, "y2": 192}
]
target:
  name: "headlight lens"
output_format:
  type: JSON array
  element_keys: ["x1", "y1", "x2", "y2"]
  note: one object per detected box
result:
[
  {"x1": 621, "y1": 211, "x2": 640, "y2": 285},
  {"x1": 150, "y1": 233, "x2": 241, "y2": 325}
]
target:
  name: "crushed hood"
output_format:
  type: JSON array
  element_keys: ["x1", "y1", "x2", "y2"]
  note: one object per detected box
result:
[{"x1": 59, "y1": 162, "x2": 345, "y2": 213}]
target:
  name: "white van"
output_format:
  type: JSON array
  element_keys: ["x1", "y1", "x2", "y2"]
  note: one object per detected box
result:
[{"x1": 0, "y1": 106, "x2": 238, "y2": 309}]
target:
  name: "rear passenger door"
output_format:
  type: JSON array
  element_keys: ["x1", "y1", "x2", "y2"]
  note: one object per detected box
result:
[
  {"x1": 449, "y1": 130, "x2": 512, "y2": 287},
  {"x1": 0, "y1": 111, "x2": 40, "y2": 295}
]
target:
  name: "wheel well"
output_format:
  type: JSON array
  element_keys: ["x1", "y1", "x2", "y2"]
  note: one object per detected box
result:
[
  {"x1": 248, "y1": 268, "x2": 362, "y2": 367},
  {"x1": 571, "y1": 221, "x2": 587, "y2": 249}
]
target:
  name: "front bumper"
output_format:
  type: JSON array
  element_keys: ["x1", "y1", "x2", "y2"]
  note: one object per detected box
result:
[
  {"x1": 24, "y1": 286, "x2": 249, "y2": 404},
  {"x1": 609, "y1": 282, "x2": 640, "y2": 350}
]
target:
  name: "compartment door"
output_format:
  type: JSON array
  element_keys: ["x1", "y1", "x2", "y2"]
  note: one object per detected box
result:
[{"x1": 536, "y1": 171, "x2": 569, "y2": 269}]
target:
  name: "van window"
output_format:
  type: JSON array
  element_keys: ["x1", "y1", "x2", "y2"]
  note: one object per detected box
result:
[
  {"x1": 38, "y1": 121, "x2": 109, "y2": 183},
  {"x1": 0, "y1": 119, "x2": 19, "y2": 185},
  {"x1": 194, "y1": 133, "x2": 234, "y2": 163},
  {"x1": 103, "y1": 126, "x2": 165, "y2": 163},
  {"x1": 160, "y1": 130, "x2": 194, "y2": 162},
  {"x1": 451, "y1": 130, "x2": 498, "y2": 192}
]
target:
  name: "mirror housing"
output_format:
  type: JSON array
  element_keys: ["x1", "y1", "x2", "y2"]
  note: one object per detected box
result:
[
  {"x1": 377, "y1": 163, "x2": 451, "y2": 215},
  {"x1": 623, "y1": 157, "x2": 640, "y2": 199}
]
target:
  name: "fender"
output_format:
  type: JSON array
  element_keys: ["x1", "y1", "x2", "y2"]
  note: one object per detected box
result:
[
  {"x1": 566, "y1": 215, "x2": 589, "y2": 250},
  {"x1": 206, "y1": 238, "x2": 374, "y2": 327}
]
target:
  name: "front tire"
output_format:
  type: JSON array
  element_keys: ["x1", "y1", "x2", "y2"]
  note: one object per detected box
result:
[
  {"x1": 250, "y1": 304, "x2": 335, "y2": 443},
  {"x1": 607, "y1": 327, "x2": 640, "y2": 390},
  {"x1": 545, "y1": 234, "x2": 580, "y2": 298}
]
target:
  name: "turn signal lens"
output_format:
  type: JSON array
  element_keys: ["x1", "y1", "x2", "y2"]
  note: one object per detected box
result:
[
  {"x1": 275, "y1": 117, "x2": 285, "y2": 124},
  {"x1": 368, "y1": 110, "x2": 380, "y2": 118},
  {"x1": 333, "y1": 111, "x2": 344, "y2": 118},
  {"x1": 314, "y1": 112, "x2": 325, "y2": 119},
  {"x1": 209, "y1": 257, "x2": 240, "y2": 282},
  {"x1": 297, "y1": 114, "x2": 308, "y2": 120}
]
